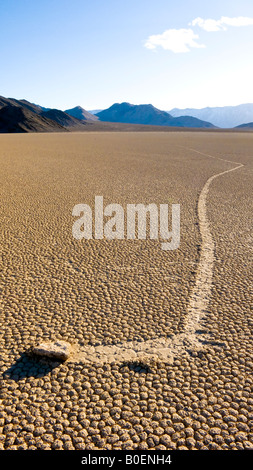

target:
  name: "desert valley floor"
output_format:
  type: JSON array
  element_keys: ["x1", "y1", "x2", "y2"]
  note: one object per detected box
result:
[{"x1": 0, "y1": 131, "x2": 252, "y2": 450}]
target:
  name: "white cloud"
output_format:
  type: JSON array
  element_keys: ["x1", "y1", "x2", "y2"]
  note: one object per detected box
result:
[
  {"x1": 145, "y1": 15, "x2": 253, "y2": 54},
  {"x1": 144, "y1": 28, "x2": 205, "y2": 53},
  {"x1": 190, "y1": 16, "x2": 253, "y2": 32}
]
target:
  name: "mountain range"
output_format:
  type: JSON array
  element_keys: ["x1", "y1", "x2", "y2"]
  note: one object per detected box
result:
[
  {"x1": 0, "y1": 95, "x2": 252, "y2": 133},
  {"x1": 0, "y1": 105, "x2": 65, "y2": 133},
  {"x1": 96, "y1": 103, "x2": 215, "y2": 128},
  {"x1": 168, "y1": 103, "x2": 253, "y2": 128},
  {"x1": 0, "y1": 96, "x2": 95, "y2": 133}
]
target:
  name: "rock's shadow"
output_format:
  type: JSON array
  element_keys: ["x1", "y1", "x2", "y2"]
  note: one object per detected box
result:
[
  {"x1": 2, "y1": 352, "x2": 61, "y2": 381},
  {"x1": 119, "y1": 361, "x2": 153, "y2": 374}
]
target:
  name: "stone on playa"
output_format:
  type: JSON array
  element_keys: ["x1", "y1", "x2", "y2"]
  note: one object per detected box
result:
[{"x1": 33, "y1": 340, "x2": 73, "y2": 361}]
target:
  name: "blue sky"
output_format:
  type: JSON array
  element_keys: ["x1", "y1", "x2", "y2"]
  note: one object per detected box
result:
[{"x1": 0, "y1": 0, "x2": 253, "y2": 110}]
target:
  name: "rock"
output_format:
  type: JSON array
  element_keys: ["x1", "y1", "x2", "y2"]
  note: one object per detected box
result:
[{"x1": 33, "y1": 340, "x2": 73, "y2": 361}]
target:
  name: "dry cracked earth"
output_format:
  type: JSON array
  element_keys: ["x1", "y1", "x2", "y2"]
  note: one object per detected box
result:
[{"x1": 0, "y1": 131, "x2": 252, "y2": 450}]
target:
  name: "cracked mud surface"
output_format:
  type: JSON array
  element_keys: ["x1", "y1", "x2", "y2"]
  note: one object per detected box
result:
[{"x1": 0, "y1": 132, "x2": 252, "y2": 450}]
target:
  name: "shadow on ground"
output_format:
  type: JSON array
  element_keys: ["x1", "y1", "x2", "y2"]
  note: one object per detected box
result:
[
  {"x1": 2, "y1": 352, "x2": 61, "y2": 381},
  {"x1": 119, "y1": 360, "x2": 153, "y2": 374}
]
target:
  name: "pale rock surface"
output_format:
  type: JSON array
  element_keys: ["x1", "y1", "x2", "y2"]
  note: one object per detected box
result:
[{"x1": 33, "y1": 340, "x2": 73, "y2": 360}]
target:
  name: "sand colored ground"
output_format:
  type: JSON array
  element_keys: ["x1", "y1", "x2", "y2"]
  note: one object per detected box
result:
[{"x1": 0, "y1": 131, "x2": 252, "y2": 450}]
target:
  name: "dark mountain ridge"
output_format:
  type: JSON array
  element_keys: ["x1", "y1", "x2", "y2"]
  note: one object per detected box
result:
[
  {"x1": 0, "y1": 105, "x2": 65, "y2": 133},
  {"x1": 41, "y1": 109, "x2": 87, "y2": 129},
  {"x1": 0, "y1": 96, "x2": 87, "y2": 133}
]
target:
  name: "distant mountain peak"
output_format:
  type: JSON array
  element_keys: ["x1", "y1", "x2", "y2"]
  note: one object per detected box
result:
[
  {"x1": 96, "y1": 102, "x2": 215, "y2": 128},
  {"x1": 64, "y1": 106, "x2": 98, "y2": 121}
]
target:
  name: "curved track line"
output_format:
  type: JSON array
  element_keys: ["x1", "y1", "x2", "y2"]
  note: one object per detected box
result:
[
  {"x1": 183, "y1": 159, "x2": 244, "y2": 341},
  {"x1": 69, "y1": 149, "x2": 244, "y2": 365}
]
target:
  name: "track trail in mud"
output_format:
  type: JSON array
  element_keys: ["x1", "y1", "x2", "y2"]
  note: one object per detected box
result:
[{"x1": 69, "y1": 148, "x2": 244, "y2": 365}]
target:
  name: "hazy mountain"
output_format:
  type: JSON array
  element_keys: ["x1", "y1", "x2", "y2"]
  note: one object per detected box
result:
[
  {"x1": 169, "y1": 103, "x2": 253, "y2": 128},
  {"x1": 64, "y1": 106, "x2": 98, "y2": 121},
  {"x1": 96, "y1": 102, "x2": 215, "y2": 128},
  {"x1": 88, "y1": 109, "x2": 103, "y2": 115},
  {"x1": 235, "y1": 122, "x2": 253, "y2": 129},
  {"x1": 0, "y1": 105, "x2": 65, "y2": 133}
]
